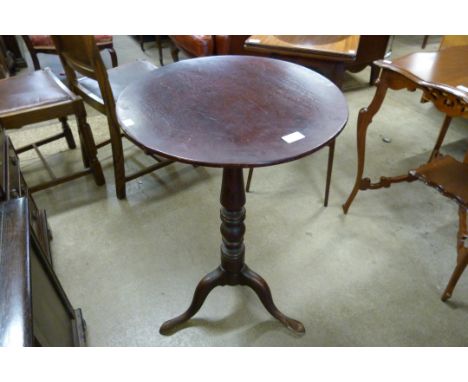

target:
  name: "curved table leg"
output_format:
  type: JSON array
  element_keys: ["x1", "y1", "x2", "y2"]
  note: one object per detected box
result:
[
  {"x1": 159, "y1": 266, "x2": 227, "y2": 334},
  {"x1": 342, "y1": 74, "x2": 390, "y2": 214},
  {"x1": 442, "y1": 207, "x2": 468, "y2": 301},
  {"x1": 240, "y1": 265, "x2": 305, "y2": 333}
]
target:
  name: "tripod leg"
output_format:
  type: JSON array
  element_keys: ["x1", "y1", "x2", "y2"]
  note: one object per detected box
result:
[
  {"x1": 240, "y1": 265, "x2": 305, "y2": 333},
  {"x1": 159, "y1": 266, "x2": 227, "y2": 334}
]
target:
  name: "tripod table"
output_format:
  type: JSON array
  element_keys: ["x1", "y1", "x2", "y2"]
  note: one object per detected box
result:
[{"x1": 116, "y1": 55, "x2": 348, "y2": 334}]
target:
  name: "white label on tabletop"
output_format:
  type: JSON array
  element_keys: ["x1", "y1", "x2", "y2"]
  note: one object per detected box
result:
[
  {"x1": 457, "y1": 85, "x2": 468, "y2": 92},
  {"x1": 282, "y1": 131, "x2": 305, "y2": 143},
  {"x1": 122, "y1": 119, "x2": 134, "y2": 127},
  {"x1": 248, "y1": 39, "x2": 260, "y2": 44}
]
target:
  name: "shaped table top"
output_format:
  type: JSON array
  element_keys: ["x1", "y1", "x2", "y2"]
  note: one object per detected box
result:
[
  {"x1": 116, "y1": 55, "x2": 348, "y2": 168},
  {"x1": 376, "y1": 46, "x2": 468, "y2": 104}
]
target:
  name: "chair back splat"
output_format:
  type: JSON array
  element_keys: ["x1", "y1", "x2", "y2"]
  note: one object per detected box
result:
[
  {"x1": 23, "y1": 35, "x2": 118, "y2": 71},
  {"x1": 52, "y1": 35, "x2": 173, "y2": 199},
  {"x1": 52, "y1": 36, "x2": 116, "y2": 115}
]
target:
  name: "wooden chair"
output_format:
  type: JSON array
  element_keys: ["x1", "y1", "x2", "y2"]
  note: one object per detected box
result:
[
  {"x1": 0, "y1": 68, "x2": 105, "y2": 192},
  {"x1": 23, "y1": 35, "x2": 118, "y2": 70},
  {"x1": 410, "y1": 152, "x2": 468, "y2": 301},
  {"x1": 51, "y1": 35, "x2": 174, "y2": 199}
]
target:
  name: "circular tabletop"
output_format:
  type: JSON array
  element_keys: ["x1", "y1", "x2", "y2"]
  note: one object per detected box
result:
[{"x1": 116, "y1": 56, "x2": 348, "y2": 168}]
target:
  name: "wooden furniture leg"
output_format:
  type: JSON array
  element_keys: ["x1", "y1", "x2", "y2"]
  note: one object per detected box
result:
[
  {"x1": 246, "y1": 140, "x2": 335, "y2": 207},
  {"x1": 170, "y1": 42, "x2": 179, "y2": 62},
  {"x1": 108, "y1": 48, "x2": 118, "y2": 68},
  {"x1": 108, "y1": 118, "x2": 126, "y2": 199},
  {"x1": 442, "y1": 207, "x2": 468, "y2": 301},
  {"x1": 370, "y1": 64, "x2": 380, "y2": 86},
  {"x1": 59, "y1": 116, "x2": 76, "y2": 149},
  {"x1": 23, "y1": 37, "x2": 41, "y2": 70},
  {"x1": 15, "y1": 117, "x2": 77, "y2": 155},
  {"x1": 324, "y1": 140, "x2": 335, "y2": 207},
  {"x1": 74, "y1": 103, "x2": 105, "y2": 186},
  {"x1": 421, "y1": 35, "x2": 429, "y2": 49},
  {"x1": 246, "y1": 167, "x2": 254, "y2": 192},
  {"x1": 155, "y1": 36, "x2": 164, "y2": 66},
  {"x1": 342, "y1": 74, "x2": 392, "y2": 213},
  {"x1": 160, "y1": 168, "x2": 305, "y2": 335},
  {"x1": 428, "y1": 115, "x2": 452, "y2": 162},
  {"x1": 27, "y1": 102, "x2": 106, "y2": 193}
]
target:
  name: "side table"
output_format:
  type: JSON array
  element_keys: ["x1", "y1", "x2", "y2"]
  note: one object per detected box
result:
[
  {"x1": 343, "y1": 46, "x2": 468, "y2": 213},
  {"x1": 116, "y1": 55, "x2": 348, "y2": 334}
]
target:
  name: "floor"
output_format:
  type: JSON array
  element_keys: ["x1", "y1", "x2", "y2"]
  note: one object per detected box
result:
[{"x1": 9, "y1": 35, "x2": 468, "y2": 346}]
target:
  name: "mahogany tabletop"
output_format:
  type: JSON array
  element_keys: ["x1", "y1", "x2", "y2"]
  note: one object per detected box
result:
[
  {"x1": 376, "y1": 46, "x2": 468, "y2": 103},
  {"x1": 116, "y1": 55, "x2": 348, "y2": 168},
  {"x1": 244, "y1": 35, "x2": 360, "y2": 62}
]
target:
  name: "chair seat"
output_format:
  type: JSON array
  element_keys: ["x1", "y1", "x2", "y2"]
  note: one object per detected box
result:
[
  {"x1": 78, "y1": 60, "x2": 157, "y2": 101},
  {"x1": 410, "y1": 155, "x2": 468, "y2": 207},
  {"x1": 0, "y1": 69, "x2": 73, "y2": 116},
  {"x1": 30, "y1": 35, "x2": 113, "y2": 48}
]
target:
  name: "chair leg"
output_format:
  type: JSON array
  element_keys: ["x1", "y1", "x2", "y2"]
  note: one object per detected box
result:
[
  {"x1": 30, "y1": 51, "x2": 41, "y2": 71},
  {"x1": 421, "y1": 35, "x2": 429, "y2": 49},
  {"x1": 442, "y1": 207, "x2": 468, "y2": 301},
  {"x1": 80, "y1": 135, "x2": 90, "y2": 169},
  {"x1": 108, "y1": 120, "x2": 127, "y2": 199},
  {"x1": 428, "y1": 115, "x2": 452, "y2": 162},
  {"x1": 59, "y1": 116, "x2": 76, "y2": 149},
  {"x1": 323, "y1": 140, "x2": 335, "y2": 207},
  {"x1": 75, "y1": 108, "x2": 105, "y2": 186},
  {"x1": 170, "y1": 42, "x2": 180, "y2": 62},
  {"x1": 108, "y1": 47, "x2": 118, "y2": 68},
  {"x1": 156, "y1": 35, "x2": 164, "y2": 66},
  {"x1": 246, "y1": 167, "x2": 254, "y2": 192}
]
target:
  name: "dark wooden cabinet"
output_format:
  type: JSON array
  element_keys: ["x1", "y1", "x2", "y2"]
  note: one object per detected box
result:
[{"x1": 0, "y1": 130, "x2": 86, "y2": 346}]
